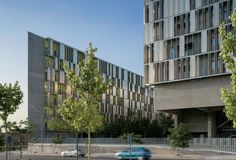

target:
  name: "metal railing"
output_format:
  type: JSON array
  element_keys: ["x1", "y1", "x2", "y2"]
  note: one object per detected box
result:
[
  {"x1": 39, "y1": 137, "x2": 236, "y2": 152},
  {"x1": 189, "y1": 138, "x2": 236, "y2": 152}
]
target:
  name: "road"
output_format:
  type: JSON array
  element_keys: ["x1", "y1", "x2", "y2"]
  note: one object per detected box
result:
[{"x1": 0, "y1": 154, "x2": 193, "y2": 160}]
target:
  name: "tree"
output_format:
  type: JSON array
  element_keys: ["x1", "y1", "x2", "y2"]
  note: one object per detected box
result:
[
  {"x1": 0, "y1": 82, "x2": 23, "y2": 160},
  {"x1": 58, "y1": 43, "x2": 107, "y2": 160},
  {"x1": 168, "y1": 123, "x2": 191, "y2": 155},
  {"x1": 219, "y1": 10, "x2": 236, "y2": 128}
]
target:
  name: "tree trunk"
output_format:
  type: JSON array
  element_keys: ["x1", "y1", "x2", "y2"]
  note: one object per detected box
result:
[
  {"x1": 87, "y1": 129, "x2": 91, "y2": 160},
  {"x1": 4, "y1": 126, "x2": 8, "y2": 160},
  {"x1": 76, "y1": 133, "x2": 79, "y2": 160}
]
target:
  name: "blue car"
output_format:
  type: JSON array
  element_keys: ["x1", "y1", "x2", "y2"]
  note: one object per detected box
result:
[{"x1": 115, "y1": 147, "x2": 151, "y2": 160}]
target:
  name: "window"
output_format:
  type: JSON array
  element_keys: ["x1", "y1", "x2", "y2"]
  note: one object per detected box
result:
[
  {"x1": 45, "y1": 39, "x2": 50, "y2": 55},
  {"x1": 144, "y1": 45, "x2": 149, "y2": 64},
  {"x1": 153, "y1": 21, "x2": 164, "y2": 41},
  {"x1": 219, "y1": 0, "x2": 233, "y2": 23},
  {"x1": 167, "y1": 38, "x2": 179, "y2": 59},
  {"x1": 77, "y1": 51, "x2": 85, "y2": 64},
  {"x1": 185, "y1": 33, "x2": 201, "y2": 56},
  {"x1": 150, "y1": 43, "x2": 154, "y2": 62},
  {"x1": 190, "y1": 0, "x2": 195, "y2": 10},
  {"x1": 144, "y1": 65, "x2": 149, "y2": 84},
  {"x1": 153, "y1": 0, "x2": 163, "y2": 21},
  {"x1": 64, "y1": 46, "x2": 73, "y2": 62},
  {"x1": 201, "y1": 0, "x2": 219, "y2": 7},
  {"x1": 45, "y1": 56, "x2": 55, "y2": 68},
  {"x1": 174, "y1": 58, "x2": 190, "y2": 79},
  {"x1": 99, "y1": 60, "x2": 107, "y2": 74},
  {"x1": 207, "y1": 28, "x2": 219, "y2": 51},
  {"x1": 53, "y1": 41, "x2": 60, "y2": 58},
  {"x1": 210, "y1": 53, "x2": 215, "y2": 74},
  {"x1": 199, "y1": 54, "x2": 209, "y2": 76},
  {"x1": 145, "y1": 5, "x2": 149, "y2": 23},
  {"x1": 154, "y1": 61, "x2": 169, "y2": 82},
  {"x1": 174, "y1": 13, "x2": 190, "y2": 36},
  {"x1": 196, "y1": 6, "x2": 213, "y2": 30}
]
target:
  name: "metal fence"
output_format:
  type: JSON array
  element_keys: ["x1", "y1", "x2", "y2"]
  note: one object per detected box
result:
[
  {"x1": 41, "y1": 137, "x2": 236, "y2": 152},
  {"x1": 42, "y1": 137, "x2": 169, "y2": 145},
  {"x1": 189, "y1": 138, "x2": 236, "y2": 152}
]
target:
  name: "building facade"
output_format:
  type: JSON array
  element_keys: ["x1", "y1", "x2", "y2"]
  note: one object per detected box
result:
[
  {"x1": 28, "y1": 32, "x2": 156, "y2": 140},
  {"x1": 144, "y1": 0, "x2": 236, "y2": 137}
]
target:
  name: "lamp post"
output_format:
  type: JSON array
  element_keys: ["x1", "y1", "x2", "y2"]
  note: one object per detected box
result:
[{"x1": 41, "y1": 114, "x2": 43, "y2": 154}]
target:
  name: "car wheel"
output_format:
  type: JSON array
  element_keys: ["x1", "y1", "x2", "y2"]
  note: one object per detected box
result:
[
  {"x1": 137, "y1": 157, "x2": 144, "y2": 160},
  {"x1": 117, "y1": 156, "x2": 123, "y2": 160},
  {"x1": 62, "y1": 153, "x2": 66, "y2": 157},
  {"x1": 81, "y1": 154, "x2": 85, "y2": 157}
]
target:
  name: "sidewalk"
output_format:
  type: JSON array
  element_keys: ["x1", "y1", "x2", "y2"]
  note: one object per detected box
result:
[{"x1": 21, "y1": 151, "x2": 236, "y2": 160}]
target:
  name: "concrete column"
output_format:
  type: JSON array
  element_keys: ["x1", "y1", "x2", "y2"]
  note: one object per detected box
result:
[
  {"x1": 174, "y1": 110, "x2": 183, "y2": 126},
  {"x1": 208, "y1": 112, "x2": 216, "y2": 138}
]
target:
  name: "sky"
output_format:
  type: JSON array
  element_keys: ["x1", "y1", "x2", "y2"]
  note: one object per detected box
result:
[{"x1": 0, "y1": 0, "x2": 145, "y2": 123}]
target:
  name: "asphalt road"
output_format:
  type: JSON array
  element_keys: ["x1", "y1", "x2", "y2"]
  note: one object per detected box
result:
[{"x1": 0, "y1": 154, "x2": 193, "y2": 160}]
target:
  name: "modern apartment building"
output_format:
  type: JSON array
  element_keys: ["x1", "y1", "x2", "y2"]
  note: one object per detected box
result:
[
  {"x1": 28, "y1": 32, "x2": 156, "y2": 139},
  {"x1": 144, "y1": 0, "x2": 236, "y2": 137}
]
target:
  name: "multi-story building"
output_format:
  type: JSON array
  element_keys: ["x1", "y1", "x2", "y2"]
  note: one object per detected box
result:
[
  {"x1": 28, "y1": 32, "x2": 156, "y2": 140},
  {"x1": 144, "y1": 0, "x2": 236, "y2": 137}
]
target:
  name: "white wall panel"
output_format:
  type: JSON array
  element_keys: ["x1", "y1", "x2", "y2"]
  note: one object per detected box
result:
[
  {"x1": 185, "y1": 0, "x2": 190, "y2": 12},
  {"x1": 164, "y1": 0, "x2": 170, "y2": 18},
  {"x1": 164, "y1": 19, "x2": 168, "y2": 39},
  {"x1": 190, "y1": 56, "x2": 196, "y2": 77},
  {"x1": 201, "y1": 31, "x2": 207, "y2": 53},
  {"x1": 60, "y1": 44, "x2": 65, "y2": 59},
  {"x1": 169, "y1": 17, "x2": 174, "y2": 38},
  {"x1": 213, "y1": 3, "x2": 219, "y2": 27},
  {"x1": 169, "y1": 60, "x2": 175, "y2": 81},
  {"x1": 73, "y1": 49, "x2": 77, "y2": 64},
  {"x1": 149, "y1": 64, "x2": 154, "y2": 84},
  {"x1": 196, "y1": 0, "x2": 201, "y2": 8},
  {"x1": 149, "y1": 2, "x2": 154, "y2": 23},
  {"x1": 190, "y1": 10, "x2": 196, "y2": 32},
  {"x1": 50, "y1": 40, "x2": 53, "y2": 56},
  {"x1": 179, "y1": 36, "x2": 185, "y2": 57}
]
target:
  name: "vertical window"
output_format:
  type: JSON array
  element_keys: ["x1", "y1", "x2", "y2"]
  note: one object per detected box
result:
[
  {"x1": 154, "y1": 21, "x2": 163, "y2": 41},
  {"x1": 77, "y1": 51, "x2": 85, "y2": 64},
  {"x1": 150, "y1": 43, "x2": 154, "y2": 63},
  {"x1": 219, "y1": 0, "x2": 233, "y2": 23},
  {"x1": 185, "y1": 33, "x2": 201, "y2": 56},
  {"x1": 145, "y1": 5, "x2": 149, "y2": 23},
  {"x1": 210, "y1": 53, "x2": 216, "y2": 74},
  {"x1": 207, "y1": 28, "x2": 219, "y2": 51},
  {"x1": 153, "y1": 0, "x2": 163, "y2": 21},
  {"x1": 144, "y1": 45, "x2": 149, "y2": 64},
  {"x1": 64, "y1": 46, "x2": 73, "y2": 62},
  {"x1": 45, "y1": 39, "x2": 50, "y2": 55},
  {"x1": 144, "y1": 65, "x2": 149, "y2": 84},
  {"x1": 167, "y1": 38, "x2": 179, "y2": 59},
  {"x1": 196, "y1": 6, "x2": 213, "y2": 30},
  {"x1": 190, "y1": 0, "x2": 195, "y2": 10},
  {"x1": 199, "y1": 54, "x2": 209, "y2": 76},
  {"x1": 53, "y1": 41, "x2": 60, "y2": 58},
  {"x1": 174, "y1": 13, "x2": 190, "y2": 36}
]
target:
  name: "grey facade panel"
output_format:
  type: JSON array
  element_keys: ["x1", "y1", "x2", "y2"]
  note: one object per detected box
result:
[
  {"x1": 28, "y1": 32, "x2": 45, "y2": 140},
  {"x1": 154, "y1": 75, "x2": 231, "y2": 111}
]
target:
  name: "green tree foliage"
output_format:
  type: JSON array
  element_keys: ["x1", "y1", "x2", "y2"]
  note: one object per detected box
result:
[
  {"x1": 168, "y1": 123, "x2": 192, "y2": 149},
  {"x1": 219, "y1": 10, "x2": 236, "y2": 128},
  {"x1": 58, "y1": 43, "x2": 107, "y2": 160},
  {"x1": 99, "y1": 113, "x2": 173, "y2": 138},
  {"x1": 0, "y1": 81, "x2": 23, "y2": 160}
]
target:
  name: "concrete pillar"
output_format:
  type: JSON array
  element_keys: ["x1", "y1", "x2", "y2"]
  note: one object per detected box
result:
[
  {"x1": 174, "y1": 110, "x2": 183, "y2": 126},
  {"x1": 208, "y1": 112, "x2": 216, "y2": 138}
]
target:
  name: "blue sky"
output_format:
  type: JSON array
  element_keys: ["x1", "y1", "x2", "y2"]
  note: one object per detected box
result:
[{"x1": 0, "y1": 0, "x2": 144, "y2": 122}]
